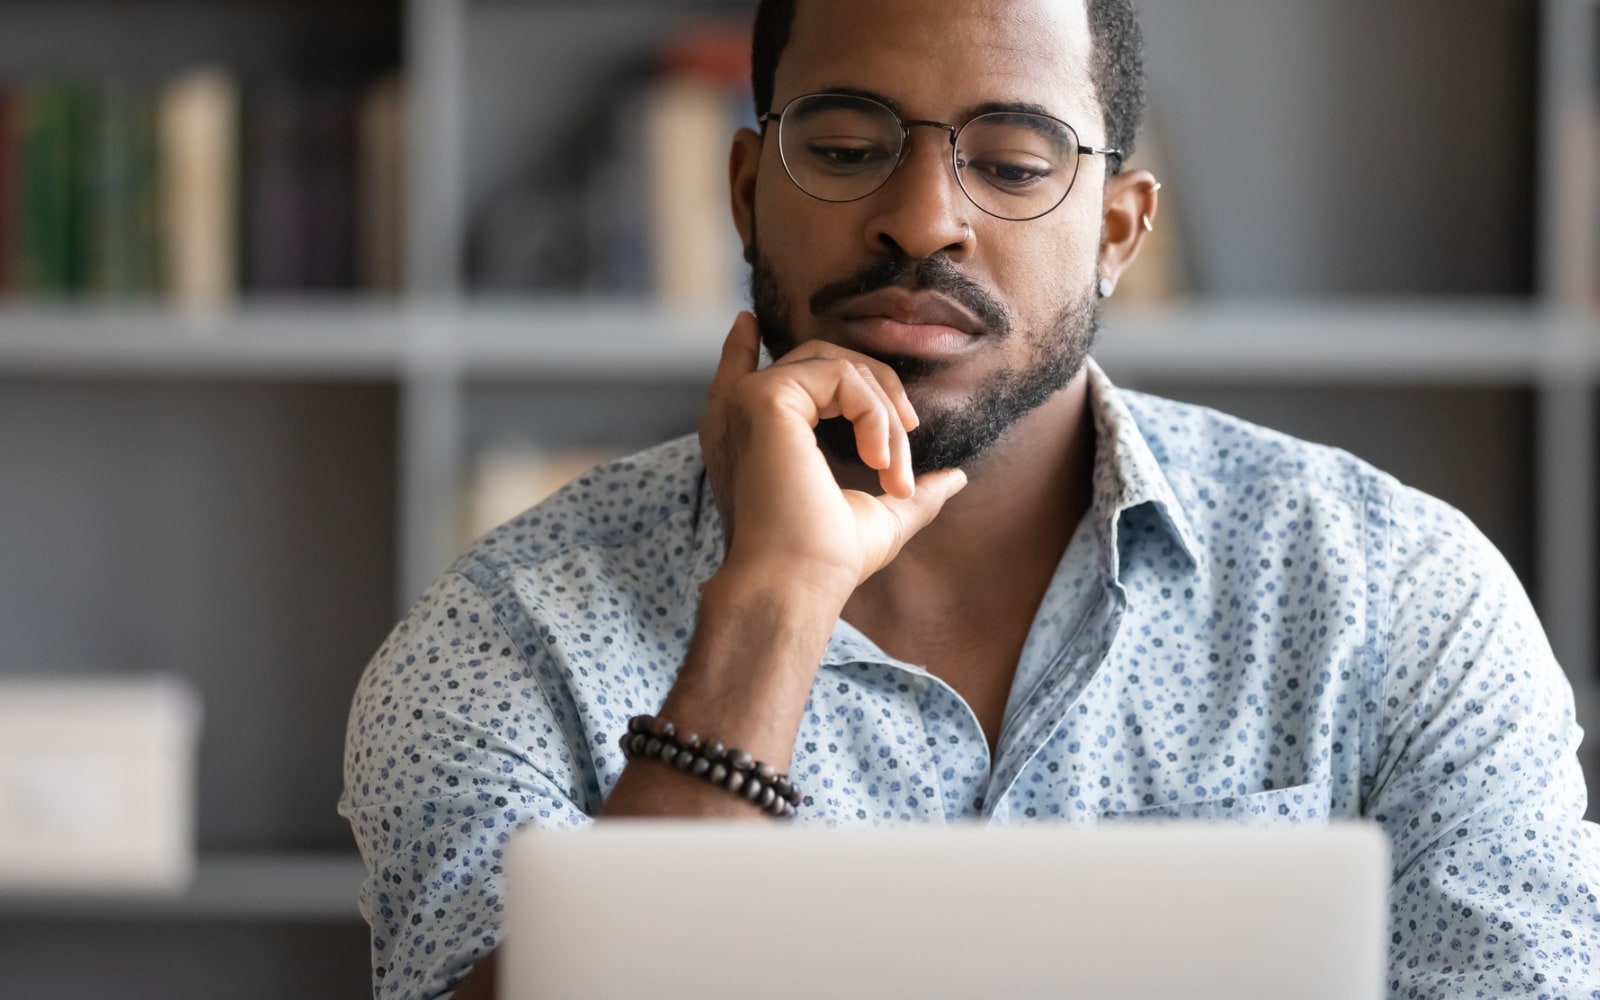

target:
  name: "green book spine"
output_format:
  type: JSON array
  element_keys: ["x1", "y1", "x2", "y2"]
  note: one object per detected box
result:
[
  {"x1": 18, "y1": 84, "x2": 85, "y2": 296},
  {"x1": 84, "y1": 81, "x2": 158, "y2": 299},
  {"x1": 0, "y1": 90, "x2": 15, "y2": 295}
]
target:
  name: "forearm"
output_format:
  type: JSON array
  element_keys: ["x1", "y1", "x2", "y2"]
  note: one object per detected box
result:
[{"x1": 601, "y1": 563, "x2": 844, "y2": 818}]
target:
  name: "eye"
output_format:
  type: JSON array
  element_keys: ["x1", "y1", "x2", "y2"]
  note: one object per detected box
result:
[
  {"x1": 804, "y1": 140, "x2": 895, "y2": 171},
  {"x1": 964, "y1": 156, "x2": 1054, "y2": 190}
]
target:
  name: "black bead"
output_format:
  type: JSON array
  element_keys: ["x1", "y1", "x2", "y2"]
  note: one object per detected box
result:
[
  {"x1": 755, "y1": 762, "x2": 777, "y2": 781},
  {"x1": 644, "y1": 737, "x2": 663, "y2": 757},
  {"x1": 658, "y1": 742, "x2": 679, "y2": 764},
  {"x1": 758, "y1": 786, "x2": 776, "y2": 809},
  {"x1": 691, "y1": 757, "x2": 712, "y2": 777},
  {"x1": 741, "y1": 775, "x2": 764, "y2": 800},
  {"x1": 708, "y1": 763, "x2": 728, "y2": 785},
  {"x1": 673, "y1": 749, "x2": 696, "y2": 770},
  {"x1": 725, "y1": 769, "x2": 745, "y2": 792},
  {"x1": 728, "y1": 749, "x2": 754, "y2": 772},
  {"x1": 628, "y1": 716, "x2": 650, "y2": 735},
  {"x1": 705, "y1": 742, "x2": 725, "y2": 761}
]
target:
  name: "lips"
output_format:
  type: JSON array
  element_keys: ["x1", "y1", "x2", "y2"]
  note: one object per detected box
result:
[{"x1": 833, "y1": 288, "x2": 987, "y2": 336}]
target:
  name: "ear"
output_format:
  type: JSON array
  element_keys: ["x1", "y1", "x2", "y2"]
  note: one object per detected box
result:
[
  {"x1": 1097, "y1": 170, "x2": 1161, "y2": 295},
  {"x1": 729, "y1": 127, "x2": 763, "y2": 254}
]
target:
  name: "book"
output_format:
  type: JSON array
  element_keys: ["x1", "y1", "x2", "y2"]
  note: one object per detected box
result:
[
  {"x1": 159, "y1": 68, "x2": 239, "y2": 312},
  {"x1": 357, "y1": 74, "x2": 406, "y2": 294},
  {"x1": 0, "y1": 89, "x2": 14, "y2": 294},
  {"x1": 15, "y1": 83, "x2": 85, "y2": 297},
  {"x1": 84, "y1": 80, "x2": 161, "y2": 299},
  {"x1": 302, "y1": 84, "x2": 358, "y2": 291},
  {"x1": 642, "y1": 75, "x2": 740, "y2": 309},
  {"x1": 242, "y1": 78, "x2": 309, "y2": 293},
  {"x1": 640, "y1": 23, "x2": 753, "y2": 310}
]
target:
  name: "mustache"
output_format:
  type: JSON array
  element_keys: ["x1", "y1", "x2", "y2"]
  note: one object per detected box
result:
[{"x1": 807, "y1": 253, "x2": 1012, "y2": 338}]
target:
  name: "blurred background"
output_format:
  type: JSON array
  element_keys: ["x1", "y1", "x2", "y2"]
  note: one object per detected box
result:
[{"x1": 0, "y1": 0, "x2": 1594, "y2": 996}]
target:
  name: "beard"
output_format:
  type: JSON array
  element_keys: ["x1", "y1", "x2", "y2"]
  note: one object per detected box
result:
[{"x1": 747, "y1": 239, "x2": 1099, "y2": 477}]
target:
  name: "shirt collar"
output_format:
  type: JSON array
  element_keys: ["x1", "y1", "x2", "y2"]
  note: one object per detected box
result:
[{"x1": 1084, "y1": 357, "x2": 1205, "y2": 578}]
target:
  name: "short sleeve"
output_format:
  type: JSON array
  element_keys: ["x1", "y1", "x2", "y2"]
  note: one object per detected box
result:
[
  {"x1": 340, "y1": 571, "x2": 594, "y2": 1000},
  {"x1": 1368, "y1": 494, "x2": 1600, "y2": 996}
]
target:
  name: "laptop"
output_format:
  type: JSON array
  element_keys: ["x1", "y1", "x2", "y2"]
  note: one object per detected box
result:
[{"x1": 504, "y1": 821, "x2": 1389, "y2": 1000}]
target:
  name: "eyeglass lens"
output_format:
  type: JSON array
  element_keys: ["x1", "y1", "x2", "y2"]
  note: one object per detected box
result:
[{"x1": 775, "y1": 94, "x2": 1083, "y2": 221}]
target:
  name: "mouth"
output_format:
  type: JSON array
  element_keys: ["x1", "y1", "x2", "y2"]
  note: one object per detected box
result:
[{"x1": 829, "y1": 289, "x2": 988, "y2": 360}]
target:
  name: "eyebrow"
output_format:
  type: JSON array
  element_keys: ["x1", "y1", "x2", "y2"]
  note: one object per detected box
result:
[{"x1": 808, "y1": 86, "x2": 1065, "y2": 126}]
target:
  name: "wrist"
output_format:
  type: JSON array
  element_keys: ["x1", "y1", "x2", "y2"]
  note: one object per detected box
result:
[
  {"x1": 707, "y1": 553, "x2": 856, "y2": 619},
  {"x1": 660, "y1": 565, "x2": 845, "y2": 768}
]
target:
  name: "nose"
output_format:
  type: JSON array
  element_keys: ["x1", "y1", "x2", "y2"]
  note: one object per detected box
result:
[{"x1": 863, "y1": 123, "x2": 976, "y2": 262}]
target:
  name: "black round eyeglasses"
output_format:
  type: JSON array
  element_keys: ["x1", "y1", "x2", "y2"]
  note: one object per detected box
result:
[{"x1": 758, "y1": 92, "x2": 1122, "y2": 222}]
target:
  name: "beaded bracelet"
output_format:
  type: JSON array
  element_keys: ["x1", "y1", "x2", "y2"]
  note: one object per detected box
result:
[{"x1": 619, "y1": 714, "x2": 802, "y2": 819}]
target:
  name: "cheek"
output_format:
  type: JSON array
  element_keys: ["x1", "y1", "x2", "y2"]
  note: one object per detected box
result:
[{"x1": 984, "y1": 217, "x2": 1098, "y2": 323}]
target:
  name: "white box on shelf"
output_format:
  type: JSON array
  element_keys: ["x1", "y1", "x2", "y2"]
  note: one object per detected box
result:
[{"x1": 0, "y1": 676, "x2": 202, "y2": 894}]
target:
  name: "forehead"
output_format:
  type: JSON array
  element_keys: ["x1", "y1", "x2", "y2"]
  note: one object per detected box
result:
[{"x1": 775, "y1": 0, "x2": 1098, "y2": 125}]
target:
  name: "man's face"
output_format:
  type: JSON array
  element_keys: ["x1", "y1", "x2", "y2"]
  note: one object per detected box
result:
[{"x1": 742, "y1": 0, "x2": 1108, "y2": 475}]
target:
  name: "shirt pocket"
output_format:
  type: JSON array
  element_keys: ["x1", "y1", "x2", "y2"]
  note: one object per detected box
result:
[{"x1": 1103, "y1": 778, "x2": 1333, "y2": 825}]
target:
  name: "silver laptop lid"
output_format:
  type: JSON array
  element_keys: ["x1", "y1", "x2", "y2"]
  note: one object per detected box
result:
[{"x1": 505, "y1": 821, "x2": 1389, "y2": 1000}]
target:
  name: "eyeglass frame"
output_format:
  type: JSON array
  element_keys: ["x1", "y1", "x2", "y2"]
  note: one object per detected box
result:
[{"x1": 757, "y1": 91, "x2": 1124, "y2": 222}]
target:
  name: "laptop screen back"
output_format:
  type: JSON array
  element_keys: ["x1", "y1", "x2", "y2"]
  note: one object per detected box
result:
[{"x1": 504, "y1": 821, "x2": 1389, "y2": 1000}]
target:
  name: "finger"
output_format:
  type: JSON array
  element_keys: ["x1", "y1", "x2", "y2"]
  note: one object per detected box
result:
[
  {"x1": 756, "y1": 356, "x2": 896, "y2": 473},
  {"x1": 706, "y1": 312, "x2": 761, "y2": 403},
  {"x1": 772, "y1": 339, "x2": 920, "y2": 432},
  {"x1": 831, "y1": 363, "x2": 896, "y2": 473},
  {"x1": 847, "y1": 361, "x2": 914, "y2": 498},
  {"x1": 874, "y1": 467, "x2": 968, "y2": 544},
  {"x1": 770, "y1": 355, "x2": 909, "y2": 479}
]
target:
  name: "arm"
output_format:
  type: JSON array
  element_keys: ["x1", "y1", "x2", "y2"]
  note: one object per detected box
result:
[
  {"x1": 340, "y1": 570, "x2": 595, "y2": 1000},
  {"x1": 343, "y1": 314, "x2": 965, "y2": 998},
  {"x1": 602, "y1": 313, "x2": 965, "y2": 817},
  {"x1": 1366, "y1": 495, "x2": 1600, "y2": 996}
]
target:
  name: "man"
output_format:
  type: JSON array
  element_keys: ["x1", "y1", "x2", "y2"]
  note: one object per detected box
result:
[{"x1": 341, "y1": 0, "x2": 1600, "y2": 996}]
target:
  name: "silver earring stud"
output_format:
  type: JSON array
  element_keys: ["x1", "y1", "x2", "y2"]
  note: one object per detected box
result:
[
  {"x1": 1098, "y1": 277, "x2": 1115, "y2": 299},
  {"x1": 1141, "y1": 214, "x2": 1154, "y2": 233}
]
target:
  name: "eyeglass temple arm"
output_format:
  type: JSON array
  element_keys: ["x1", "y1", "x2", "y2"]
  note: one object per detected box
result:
[{"x1": 1081, "y1": 145, "x2": 1122, "y2": 157}]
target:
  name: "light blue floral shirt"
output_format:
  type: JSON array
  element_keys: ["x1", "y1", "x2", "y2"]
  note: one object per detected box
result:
[{"x1": 341, "y1": 359, "x2": 1600, "y2": 999}]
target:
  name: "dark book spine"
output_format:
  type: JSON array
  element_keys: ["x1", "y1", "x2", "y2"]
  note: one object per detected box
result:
[
  {"x1": 243, "y1": 80, "x2": 308, "y2": 293},
  {"x1": 303, "y1": 84, "x2": 357, "y2": 290}
]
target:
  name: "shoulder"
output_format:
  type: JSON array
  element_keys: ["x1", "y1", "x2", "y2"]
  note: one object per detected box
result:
[
  {"x1": 1118, "y1": 386, "x2": 1515, "y2": 604},
  {"x1": 1119, "y1": 388, "x2": 1395, "y2": 501},
  {"x1": 453, "y1": 433, "x2": 711, "y2": 582},
  {"x1": 1119, "y1": 386, "x2": 1481, "y2": 535}
]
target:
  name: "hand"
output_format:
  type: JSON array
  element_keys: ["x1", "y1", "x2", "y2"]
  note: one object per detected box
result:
[{"x1": 698, "y1": 312, "x2": 969, "y2": 600}]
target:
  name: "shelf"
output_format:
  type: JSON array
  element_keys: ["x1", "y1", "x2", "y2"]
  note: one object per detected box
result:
[
  {"x1": 0, "y1": 853, "x2": 367, "y2": 921},
  {"x1": 1097, "y1": 300, "x2": 1591, "y2": 383},
  {"x1": 0, "y1": 303, "x2": 412, "y2": 379},
  {"x1": 0, "y1": 298, "x2": 1591, "y2": 383}
]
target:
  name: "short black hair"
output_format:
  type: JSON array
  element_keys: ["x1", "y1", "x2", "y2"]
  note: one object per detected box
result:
[{"x1": 751, "y1": 0, "x2": 1146, "y2": 171}]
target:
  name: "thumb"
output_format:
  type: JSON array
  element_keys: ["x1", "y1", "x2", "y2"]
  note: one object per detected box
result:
[
  {"x1": 876, "y1": 467, "x2": 969, "y2": 540},
  {"x1": 707, "y1": 312, "x2": 762, "y2": 402}
]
